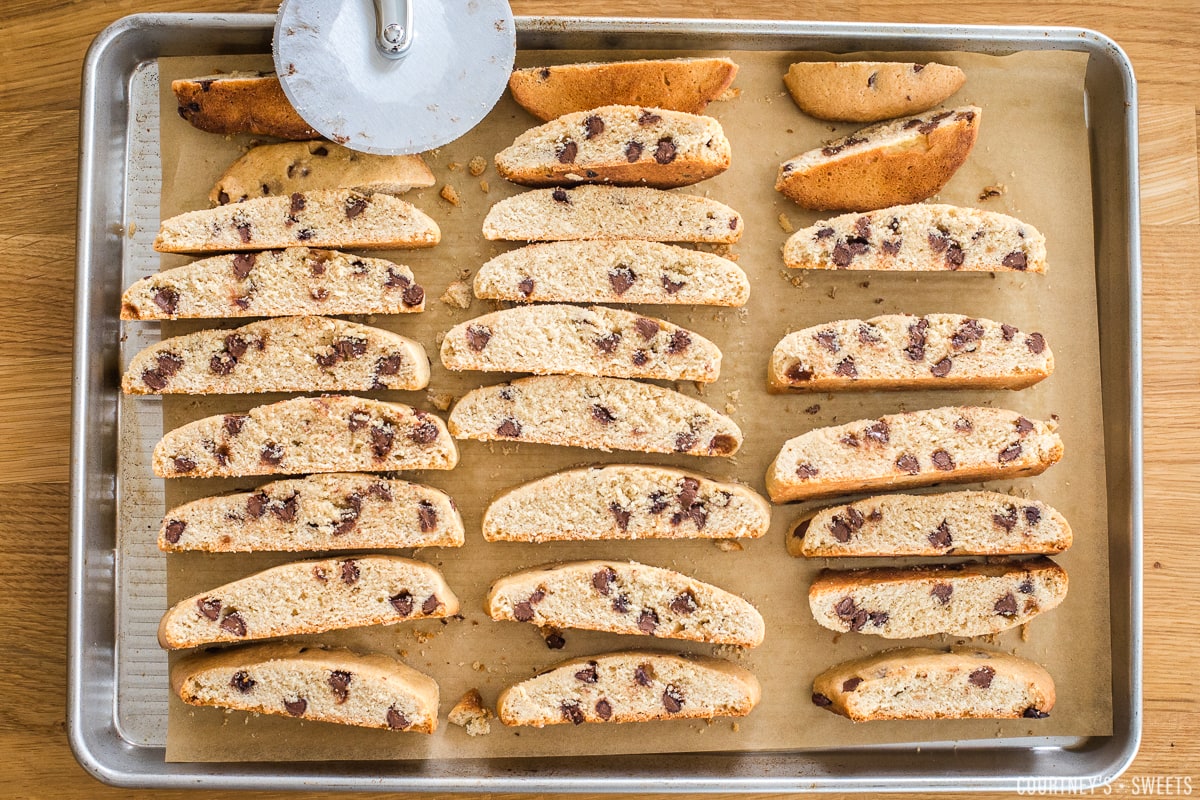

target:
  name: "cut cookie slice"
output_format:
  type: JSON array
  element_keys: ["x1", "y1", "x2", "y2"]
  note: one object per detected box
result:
[
  {"x1": 784, "y1": 61, "x2": 966, "y2": 123},
  {"x1": 173, "y1": 72, "x2": 318, "y2": 139},
  {"x1": 448, "y1": 688, "x2": 493, "y2": 736}
]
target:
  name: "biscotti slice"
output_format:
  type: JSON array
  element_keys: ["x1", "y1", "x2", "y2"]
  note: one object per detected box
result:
[
  {"x1": 487, "y1": 560, "x2": 765, "y2": 646},
  {"x1": 495, "y1": 106, "x2": 731, "y2": 188},
  {"x1": 784, "y1": 62, "x2": 966, "y2": 123},
  {"x1": 509, "y1": 58, "x2": 739, "y2": 121},
  {"x1": 473, "y1": 240, "x2": 749, "y2": 306},
  {"x1": 808, "y1": 557, "x2": 1068, "y2": 638},
  {"x1": 211, "y1": 141, "x2": 434, "y2": 205},
  {"x1": 767, "y1": 313, "x2": 1053, "y2": 393},
  {"x1": 122, "y1": 316, "x2": 429, "y2": 395},
  {"x1": 811, "y1": 646, "x2": 1055, "y2": 721},
  {"x1": 766, "y1": 406, "x2": 1063, "y2": 503},
  {"x1": 482, "y1": 186, "x2": 743, "y2": 243},
  {"x1": 783, "y1": 204, "x2": 1047, "y2": 273},
  {"x1": 448, "y1": 689, "x2": 494, "y2": 736},
  {"x1": 498, "y1": 650, "x2": 760, "y2": 727},
  {"x1": 158, "y1": 555, "x2": 459, "y2": 649},
  {"x1": 173, "y1": 73, "x2": 318, "y2": 139},
  {"x1": 441, "y1": 305, "x2": 721, "y2": 383},
  {"x1": 171, "y1": 642, "x2": 439, "y2": 732},
  {"x1": 159, "y1": 473, "x2": 463, "y2": 552},
  {"x1": 154, "y1": 190, "x2": 439, "y2": 253},
  {"x1": 120, "y1": 248, "x2": 425, "y2": 320},
  {"x1": 448, "y1": 375, "x2": 742, "y2": 457},
  {"x1": 789, "y1": 491, "x2": 1073, "y2": 557},
  {"x1": 776, "y1": 106, "x2": 981, "y2": 211},
  {"x1": 153, "y1": 395, "x2": 457, "y2": 478},
  {"x1": 483, "y1": 465, "x2": 771, "y2": 542}
]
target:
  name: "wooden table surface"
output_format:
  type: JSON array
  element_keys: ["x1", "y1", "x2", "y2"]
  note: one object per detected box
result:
[{"x1": 3, "y1": 0, "x2": 1195, "y2": 797}]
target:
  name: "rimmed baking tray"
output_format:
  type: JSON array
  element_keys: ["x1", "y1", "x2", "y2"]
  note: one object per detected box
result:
[{"x1": 69, "y1": 13, "x2": 1142, "y2": 791}]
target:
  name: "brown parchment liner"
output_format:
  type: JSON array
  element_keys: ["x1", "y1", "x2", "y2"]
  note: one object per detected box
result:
[{"x1": 155, "y1": 46, "x2": 1112, "y2": 762}]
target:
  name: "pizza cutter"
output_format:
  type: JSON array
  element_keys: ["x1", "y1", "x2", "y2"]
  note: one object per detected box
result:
[{"x1": 273, "y1": 0, "x2": 516, "y2": 155}]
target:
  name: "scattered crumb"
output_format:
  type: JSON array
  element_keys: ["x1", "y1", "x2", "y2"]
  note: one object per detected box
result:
[
  {"x1": 440, "y1": 184, "x2": 461, "y2": 206},
  {"x1": 873, "y1": 297, "x2": 884, "y2": 304},
  {"x1": 979, "y1": 183, "x2": 1007, "y2": 201},
  {"x1": 780, "y1": 269, "x2": 806, "y2": 289},
  {"x1": 731, "y1": 722, "x2": 740, "y2": 732},
  {"x1": 480, "y1": 179, "x2": 490, "y2": 193},
  {"x1": 447, "y1": 161, "x2": 462, "y2": 171},
  {"x1": 541, "y1": 627, "x2": 566, "y2": 650},
  {"x1": 468, "y1": 155, "x2": 488, "y2": 176},
  {"x1": 435, "y1": 330, "x2": 446, "y2": 346},
  {"x1": 1020, "y1": 623, "x2": 1031, "y2": 642},
  {"x1": 457, "y1": 267, "x2": 472, "y2": 280},
  {"x1": 859, "y1": 280, "x2": 870, "y2": 288},
  {"x1": 709, "y1": 243, "x2": 733, "y2": 258},
  {"x1": 714, "y1": 539, "x2": 744, "y2": 552},
  {"x1": 440, "y1": 280, "x2": 473, "y2": 309},
  {"x1": 826, "y1": 286, "x2": 837, "y2": 300},
  {"x1": 724, "y1": 389, "x2": 741, "y2": 416},
  {"x1": 127, "y1": 222, "x2": 138, "y2": 237},
  {"x1": 426, "y1": 390, "x2": 455, "y2": 411},
  {"x1": 716, "y1": 86, "x2": 741, "y2": 102},
  {"x1": 805, "y1": 404, "x2": 821, "y2": 414},
  {"x1": 449, "y1": 689, "x2": 493, "y2": 736},
  {"x1": 413, "y1": 628, "x2": 440, "y2": 644},
  {"x1": 471, "y1": 661, "x2": 486, "y2": 672},
  {"x1": 777, "y1": 213, "x2": 794, "y2": 233},
  {"x1": 693, "y1": 381, "x2": 706, "y2": 396}
]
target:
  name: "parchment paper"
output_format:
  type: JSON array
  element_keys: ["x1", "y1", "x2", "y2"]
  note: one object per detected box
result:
[{"x1": 156, "y1": 46, "x2": 1112, "y2": 762}]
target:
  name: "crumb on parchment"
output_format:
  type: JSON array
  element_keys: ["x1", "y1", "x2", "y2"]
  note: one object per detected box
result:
[
  {"x1": 440, "y1": 184, "x2": 461, "y2": 206},
  {"x1": 449, "y1": 689, "x2": 493, "y2": 736},
  {"x1": 468, "y1": 156, "x2": 487, "y2": 176},
  {"x1": 778, "y1": 213, "x2": 793, "y2": 233},
  {"x1": 441, "y1": 280, "x2": 473, "y2": 309}
]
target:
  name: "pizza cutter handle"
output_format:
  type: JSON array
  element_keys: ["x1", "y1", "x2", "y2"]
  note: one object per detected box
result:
[{"x1": 373, "y1": 0, "x2": 414, "y2": 59}]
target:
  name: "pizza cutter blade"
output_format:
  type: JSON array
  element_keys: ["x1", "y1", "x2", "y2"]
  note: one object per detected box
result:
[{"x1": 274, "y1": 0, "x2": 516, "y2": 155}]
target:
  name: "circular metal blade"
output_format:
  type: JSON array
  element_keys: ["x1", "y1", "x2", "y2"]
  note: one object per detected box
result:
[{"x1": 274, "y1": 0, "x2": 515, "y2": 155}]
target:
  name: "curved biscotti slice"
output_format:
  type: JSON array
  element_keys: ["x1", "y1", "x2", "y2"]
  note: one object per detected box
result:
[
  {"x1": 776, "y1": 106, "x2": 981, "y2": 211},
  {"x1": 153, "y1": 395, "x2": 457, "y2": 478},
  {"x1": 509, "y1": 58, "x2": 739, "y2": 121},
  {"x1": 767, "y1": 313, "x2": 1053, "y2": 393},
  {"x1": 448, "y1": 376, "x2": 741, "y2": 457},
  {"x1": 482, "y1": 186, "x2": 743, "y2": 243},
  {"x1": 171, "y1": 642, "x2": 440, "y2": 732},
  {"x1": 158, "y1": 555, "x2": 459, "y2": 649},
  {"x1": 496, "y1": 106, "x2": 730, "y2": 188},
  {"x1": 441, "y1": 305, "x2": 721, "y2": 383},
  {"x1": 473, "y1": 240, "x2": 749, "y2": 306},
  {"x1": 154, "y1": 190, "x2": 439, "y2": 253},
  {"x1": 173, "y1": 73, "x2": 317, "y2": 139},
  {"x1": 120, "y1": 248, "x2": 425, "y2": 320},
  {"x1": 789, "y1": 491, "x2": 1073, "y2": 558},
  {"x1": 783, "y1": 204, "x2": 1047, "y2": 273},
  {"x1": 483, "y1": 465, "x2": 771, "y2": 542},
  {"x1": 811, "y1": 646, "x2": 1055, "y2": 721},
  {"x1": 122, "y1": 316, "x2": 429, "y2": 395},
  {"x1": 159, "y1": 473, "x2": 463, "y2": 552},
  {"x1": 808, "y1": 557, "x2": 1068, "y2": 638},
  {"x1": 784, "y1": 62, "x2": 966, "y2": 123},
  {"x1": 211, "y1": 141, "x2": 434, "y2": 205},
  {"x1": 766, "y1": 406, "x2": 1063, "y2": 503}
]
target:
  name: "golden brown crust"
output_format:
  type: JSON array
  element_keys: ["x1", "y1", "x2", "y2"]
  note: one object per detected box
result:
[
  {"x1": 783, "y1": 62, "x2": 966, "y2": 122},
  {"x1": 173, "y1": 75, "x2": 319, "y2": 140}
]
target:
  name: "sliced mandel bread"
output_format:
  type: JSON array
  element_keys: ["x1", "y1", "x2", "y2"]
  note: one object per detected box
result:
[
  {"x1": 776, "y1": 106, "x2": 981, "y2": 211},
  {"x1": 789, "y1": 491, "x2": 1073, "y2": 558},
  {"x1": 159, "y1": 473, "x2": 463, "y2": 552},
  {"x1": 487, "y1": 560, "x2": 765, "y2": 646},
  {"x1": 482, "y1": 185, "x2": 743, "y2": 243},
  {"x1": 767, "y1": 313, "x2": 1053, "y2": 392},
  {"x1": 499, "y1": 650, "x2": 759, "y2": 727},
  {"x1": 811, "y1": 646, "x2": 1055, "y2": 721},
  {"x1": 784, "y1": 61, "x2": 966, "y2": 123},
  {"x1": 483, "y1": 465, "x2": 771, "y2": 542},
  {"x1": 448, "y1": 375, "x2": 742, "y2": 457},
  {"x1": 473, "y1": 240, "x2": 749, "y2": 306},
  {"x1": 158, "y1": 555, "x2": 459, "y2": 649},
  {"x1": 120, "y1": 248, "x2": 425, "y2": 320},
  {"x1": 766, "y1": 406, "x2": 1063, "y2": 503},
  {"x1": 173, "y1": 72, "x2": 318, "y2": 139},
  {"x1": 171, "y1": 642, "x2": 440, "y2": 732},
  {"x1": 122, "y1": 316, "x2": 429, "y2": 395},
  {"x1": 808, "y1": 557, "x2": 1068, "y2": 638},
  {"x1": 154, "y1": 189, "x2": 439, "y2": 253},
  {"x1": 153, "y1": 395, "x2": 457, "y2": 478},
  {"x1": 440, "y1": 305, "x2": 721, "y2": 383},
  {"x1": 783, "y1": 203, "x2": 1047, "y2": 273}
]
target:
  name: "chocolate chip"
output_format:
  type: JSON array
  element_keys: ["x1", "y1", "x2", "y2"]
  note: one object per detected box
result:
[
  {"x1": 625, "y1": 141, "x2": 644, "y2": 162},
  {"x1": 370, "y1": 425, "x2": 395, "y2": 457},
  {"x1": 538, "y1": 67, "x2": 551, "y2": 80},
  {"x1": 951, "y1": 319, "x2": 985, "y2": 350},
  {"x1": 386, "y1": 707, "x2": 410, "y2": 729},
  {"x1": 895, "y1": 453, "x2": 920, "y2": 474},
  {"x1": 368, "y1": 482, "x2": 393, "y2": 502},
  {"x1": 340, "y1": 559, "x2": 360, "y2": 585},
  {"x1": 274, "y1": 493, "x2": 299, "y2": 523},
  {"x1": 220, "y1": 612, "x2": 247, "y2": 636},
  {"x1": 786, "y1": 362, "x2": 813, "y2": 382},
  {"x1": 670, "y1": 591, "x2": 697, "y2": 615},
  {"x1": 1024, "y1": 506, "x2": 1042, "y2": 525},
  {"x1": 552, "y1": 187, "x2": 570, "y2": 204},
  {"x1": 634, "y1": 317, "x2": 660, "y2": 340},
  {"x1": 840, "y1": 433, "x2": 860, "y2": 448},
  {"x1": 931, "y1": 582, "x2": 953, "y2": 604},
  {"x1": 313, "y1": 566, "x2": 327, "y2": 583},
  {"x1": 283, "y1": 697, "x2": 307, "y2": 717},
  {"x1": 903, "y1": 118, "x2": 923, "y2": 129},
  {"x1": 575, "y1": 663, "x2": 599, "y2": 683},
  {"x1": 153, "y1": 287, "x2": 180, "y2": 314},
  {"x1": 1015, "y1": 417, "x2": 1035, "y2": 436},
  {"x1": 410, "y1": 421, "x2": 440, "y2": 445},
  {"x1": 815, "y1": 330, "x2": 839, "y2": 353},
  {"x1": 662, "y1": 685, "x2": 684, "y2": 713},
  {"x1": 544, "y1": 630, "x2": 566, "y2": 649},
  {"x1": 993, "y1": 505, "x2": 1018, "y2": 531},
  {"x1": 608, "y1": 502, "x2": 630, "y2": 531},
  {"x1": 557, "y1": 140, "x2": 578, "y2": 163},
  {"x1": 637, "y1": 608, "x2": 659, "y2": 634},
  {"x1": 385, "y1": 268, "x2": 410, "y2": 288},
  {"x1": 595, "y1": 699, "x2": 613, "y2": 720},
  {"x1": 834, "y1": 357, "x2": 857, "y2": 378},
  {"x1": 1019, "y1": 578, "x2": 1035, "y2": 594},
  {"x1": 496, "y1": 418, "x2": 522, "y2": 438},
  {"x1": 595, "y1": 332, "x2": 621, "y2": 354},
  {"x1": 931, "y1": 357, "x2": 953, "y2": 377},
  {"x1": 588, "y1": 404, "x2": 617, "y2": 426},
  {"x1": 390, "y1": 591, "x2": 413, "y2": 616},
  {"x1": 994, "y1": 593, "x2": 1019, "y2": 617},
  {"x1": 831, "y1": 239, "x2": 869, "y2": 267},
  {"x1": 197, "y1": 597, "x2": 221, "y2": 620},
  {"x1": 328, "y1": 670, "x2": 352, "y2": 703},
  {"x1": 913, "y1": 63, "x2": 926, "y2": 73},
  {"x1": 661, "y1": 274, "x2": 685, "y2": 294},
  {"x1": 608, "y1": 266, "x2": 636, "y2": 295},
  {"x1": 216, "y1": 189, "x2": 230, "y2": 204},
  {"x1": 795, "y1": 463, "x2": 819, "y2": 479},
  {"x1": 969, "y1": 666, "x2": 995, "y2": 688},
  {"x1": 931, "y1": 449, "x2": 955, "y2": 471},
  {"x1": 904, "y1": 318, "x2": 929, "y2": 361},
  {"x1": 648, "y1": 492, "x2": 669, "y2": 514},
  {"x1": 1025, "y1": 333, "x2": 1046, "y2": 354},
  {"x1": 815, "y1": 227, "x2": 834, "y2": 240},
  {"x1": 412, "y1": 500, "x2": 438, "y2": 533},
  {"x1": 882, "y1": 239, "x2": 902, "y2": 254},
  {"x1": 515, "y1": 276, "x2": 535, "y2": 297},
  {"x1": 667, "y1": 330, "x2": 690, "y2": 354},
  {"x1": 917, "y1": 121, "x2": 938, "y2": 134},
  {"x1": 285, "y1": 192, "x2": 306, "y2": 215},
  {"x1": 170, "y1": 455, "x2": 197, "y2": 474},
  {"x1": 998, "y1": 442, "x2": 1023, "y2": 462},
  {"x1": 583, "y1": 115, "x2": 604, "y2": 139},
  {"x1": 1001, "y1": 323, "x2": 1018, "y2": 341},
  {"x1": 230, "y1": 670, "x2": 255, "y2": 693},
  {"x1": 260, "y1": 442, "x2": 284, "y2": 465},
  {"x1": 513, "y1": 601, "x2": 535, "y2": 622},
  {"x1": 465, "y1": 324, "x2": 492, "y2": 351},
  {"x1": 402, "y1": 283, "x2": 424, "y2": 306},
  {"x1": 634, "y1": 664, "x2": 653, "y2": 686},
  {"x1": 218, "y1": 414, "x2": 247, "y2": 437},
  {"x1": 928, "y1": 520, "x2": 953, "y2": 548},
  {"x1": 674, "y1": 432, "x2": 698, "y2": 452},
  {"x1": 1023, "y1": 707, "x2": 1050, "y2": 719},
  {"x1": 834, "y1": 597, "x2": 857, "y2": 618},
  {"x1": 421, "y1": 594, "x2": 441, "y2": 615},
  {"x1": 829, "y1": 516, "x2": 853, "y2": 543},
  {"x1": 560, "y1": 701, "x2": 585, "y2": 725},
  {"x1": 867, "y1": 508, "x2": 883, "y2": 522},
  {"x1": 821, "y1": 144, "x2": 844, "y2": 157},
  {"x1": 637, "y1": 110, "x2": 661, "y2": 125},
  {"x1": 954, "y1": 417, "x2": 974, "y2": 433},
  {"x1": 612, "y1": 593, "x2": 631, "y2": 613},
  {"x1": 654, "y1": 138, "x2": 677, "y2": 164},
  {"x1": 1002, "y1": 251, "x2": 1028, "y2": 270},
  {"x1": 812, "y1": 692, "x2": 833, "y2": 707}
]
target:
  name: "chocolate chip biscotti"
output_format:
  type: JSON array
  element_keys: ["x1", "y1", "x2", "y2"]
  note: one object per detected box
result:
[
  {"x1": 784, "y1": 61, "x2": 966, "y2": 123},
  {"x1": 173, "y1": 72, "x2": 318, "y2": 139}
]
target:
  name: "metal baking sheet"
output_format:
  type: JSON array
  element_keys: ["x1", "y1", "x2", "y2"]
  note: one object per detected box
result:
[{"x1": 69, "y1": 13, "x2": 1142, "y2": 791}]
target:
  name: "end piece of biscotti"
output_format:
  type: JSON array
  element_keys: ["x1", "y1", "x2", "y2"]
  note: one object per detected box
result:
[
  {"x1": 448, "y1": 375, "x2": 741, "y2": 457},
  {"x1": 483, "y1": 465, "x2": 771, "y2": 542},
  {"x1": 789, "y1": 491, "x2": 1073, "y2": 558},
  {"x1": 448, "y1": 688, "x2": 494, "y2": 735},
  {"x1": 158, "y1": 555, "x2": 459, "y2": 649},
  {"x1": 159, "y1": 473, "x2": 463, "y2": 552},
  {"x1": 508, "y1": 58, "x2": 739, "y2": 121},
  {"x1": 783, "y1": 204, "x2": 1047, "y2": 273},
  {"x1": 171, "y1": 642, "x2": 439, "y2": 732},
  {"x1": 153, "y1": 395, "x2": 457, "y2": 478},
  {"x1": 173, "y1": 73, "x2": 318, "y2": 139},
  {"x1": 441, "y1": 305, "x2": 721, "y2": 383},
  {"x1": 811, "y1": 646, "x2": 1055, "y2": 721},
  {"x1": 767, "y1": 313, "x2": 1053, "y2": 393},
  {"x1": 473, "y1": 240, "x2": 749, "y2": 306},
  {"x1": 808, "y1": 557, "x2": 1068, "y2": 638},
  {"x1": 766, "y1": 406, "x2": 1063, "y2": 503},
  {"x1": 776, "y1": 106, "x2": 980, "y2": 211},
  {"x1": 154, "y1": 190, "x2": 439, "y2": 253},
  {"x1": 122, "y1": 316, "x2": 429, "y2": 395},
  {"x1": 498, "y1": 650, "x2": 760, "y2": 727},
  {"x1": 482, "y1": 185, "x2": 743, "y2": 243},
  {"x1": 784, "y1": 61, "x2": 966, "y2": 123}
]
